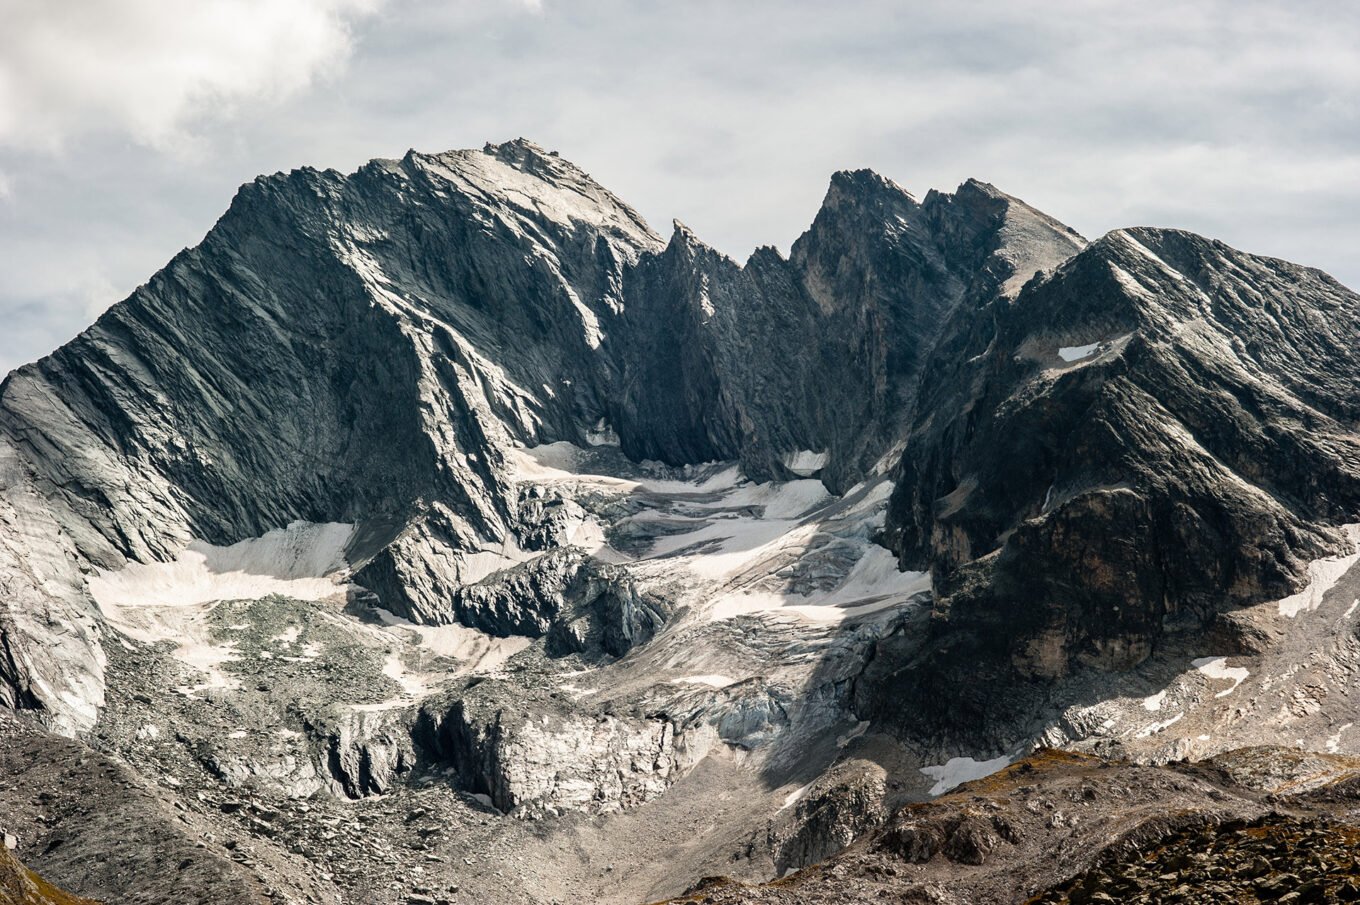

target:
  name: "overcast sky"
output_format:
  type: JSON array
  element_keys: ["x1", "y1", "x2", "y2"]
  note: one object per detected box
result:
[{"x1": 2, "y1": 0, "x2": 1357, "y2": 375}]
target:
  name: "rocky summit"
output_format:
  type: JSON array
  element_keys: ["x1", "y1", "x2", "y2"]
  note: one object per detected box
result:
[{"x1": 1, "y1": 139, "x2": 1359, "y2": 904}]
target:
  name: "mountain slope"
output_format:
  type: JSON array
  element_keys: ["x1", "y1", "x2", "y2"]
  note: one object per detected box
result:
[
  {"x1": 0, "y1": 140, "x2": 1082, "y2": 733},
  {"x1": 873, "y1": 228, "x2": 1360, "y2": 719},
  {"x1": 0, "y1": 847, "x2": 101, "y2": 905},
  {"x1": 2, "y1": 139, "x2": 1360, "y2": 905},
  {"x1": 655, "y1": 747, "x2": 1360, "y2": 905}
]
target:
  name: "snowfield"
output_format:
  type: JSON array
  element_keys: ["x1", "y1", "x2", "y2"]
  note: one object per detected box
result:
[{"x1": 88, "y1": 521, "x2": 355, "y2": 611}]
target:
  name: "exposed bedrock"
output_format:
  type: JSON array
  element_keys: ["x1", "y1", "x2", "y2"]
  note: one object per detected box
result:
[
  {"x1": 0, "y1": 137, "x2": 1091, "y2": 732},
  {"x1": 876, "y1": 227, "x2": 1360, "y2": 734},
  {"x1": 1, "y1": 137, "x2": 1357, "y2": 787},
  {"x1": 410, "y1": 685, "x2": 688, "y2": 818}
]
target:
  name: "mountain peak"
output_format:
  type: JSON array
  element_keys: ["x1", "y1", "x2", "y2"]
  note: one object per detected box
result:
[
  {"x1": 957, "y1": 176, "x2": 1007, "y2": 198},
  {"x1": 398, "y1": 140, "x2": 663, "y2": 253},
  {"x1": 483, "y1": 136, "x2": 558, "y2": 162},
  {"x1": 6, "y1": 137, "x2": 1360, "y2": 905},
  {"x1": 822, "y1": 168, "x2": 918, "y2": 213}
]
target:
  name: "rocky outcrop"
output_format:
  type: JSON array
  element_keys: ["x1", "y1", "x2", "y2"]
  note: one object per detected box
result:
[
  {"x1": 873, "y1": 227, "x2": 1360, "y2": 736},
  {"x1": 0, "y1": 138, "x2": 1089, "y2": 732},
  {"x1": 1034, "y1": 815, "x2": 1360, "y2": 905},
  {"x1": 318, "y1": 708, "x2": 418, "y2": 800},
  {"x1": 420, "y1": 683, "x2": 689, "y2": 817},
  {"x1": 655, "y1": 747, "x2": 1360, "y2": 905},
  {"x1": 769, "y1": 772, "x2": 890, "y2": 875},
  {"x1": 364, "y1": 541, "x2": 672, "y2": 661}
]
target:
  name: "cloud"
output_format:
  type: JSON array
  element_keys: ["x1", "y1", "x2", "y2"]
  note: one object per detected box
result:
[
  {"x1": 0, "y1": 0, "x2": 1357, "y2": 376},
  {"x1": 0, "y1": 0, "x2": 383, "y2": 152}
]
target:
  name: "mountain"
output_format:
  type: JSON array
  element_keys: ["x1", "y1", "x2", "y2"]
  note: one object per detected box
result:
[
  {"x1": 0, "y1": 139, "x2": 1357, "y2": 904},
  {"x1": 0, "y1": 140, "x2": 1082, "y2": 733},
  {"x1": 865, "y1": 225, "x2": 1360, "y2": 741}
]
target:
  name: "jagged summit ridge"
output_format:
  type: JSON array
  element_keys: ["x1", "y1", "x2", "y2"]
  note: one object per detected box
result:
[
  {"x1": 871, "y1": 218, "x2": 1360, "y2": 738},
  {"x1": 5, "y1": 138, "x2": 1360, "y2": 905},
  {"x1": 0, "y1": 140, "x2": 1086, "y2": 734},
  {"x1": 3, "y1": 136, "x2": 1355, "y2": 757}
]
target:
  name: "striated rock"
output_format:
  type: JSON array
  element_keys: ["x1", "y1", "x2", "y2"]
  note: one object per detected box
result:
[
  {"x1": 0, "y1": 139, "x2": 665, "y2": 729},
  {"x1": 422, "y1": 686, "x2": 687, "y2": 817},
  {"x1": 873, "y1": 227, "x2": 1360, "y2": 737},
  {"x1": 613, "y1": 172, "x2": 1084, "y2": 492},
  {"x1": 0, "y1": 139, "x2": 1082, "y2": 732},
  {"x1": 318, "y1": 708, "x2": 418, "y2": 800}
]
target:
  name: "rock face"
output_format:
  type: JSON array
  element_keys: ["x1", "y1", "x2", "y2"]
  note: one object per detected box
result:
[
  {"x1": 431, "y1": 693, "x2": 682, "y2": 817},
  {"x1": 614, "y1": 173, "x2": 1083, "y2": 491},
  {"x1": 0, "y1": 139, "x2": 1085, "y2": 734},
  {"x1": 4, "y1": 136, "x2": 1360, "y2": 905},
  {"x1": 867, "y1": 227, "x2": 1360, "y2": 738}
]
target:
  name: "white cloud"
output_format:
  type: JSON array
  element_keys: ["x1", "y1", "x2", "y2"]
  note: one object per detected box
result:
[
  {"x1": 0, "y1": 0, "x2": 1357, "y2": 377},
  {"x1": 0, "y1": 0, "x2": 384, "y2": 152}
]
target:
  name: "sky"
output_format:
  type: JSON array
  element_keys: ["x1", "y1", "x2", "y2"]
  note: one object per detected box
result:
[{"x1": 1, "y1": 0, "x2": 1357, "y2": 375}]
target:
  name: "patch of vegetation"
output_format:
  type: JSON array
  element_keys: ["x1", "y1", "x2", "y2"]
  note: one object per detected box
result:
[{"x1": 1031, "y1": 815, "x2": 1360, "y2": 904}]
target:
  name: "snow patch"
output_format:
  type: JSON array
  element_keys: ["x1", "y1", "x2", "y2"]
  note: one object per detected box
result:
[
  {"x1": 586, "y1": 419, "x2": 619, "y2": 447},
  {"x1": 381, "y1": 653, "x2": 428, "y2": 697},
  {"x1": 783, "y1": 449, "x2": 829, "y2": 476},
  {"x1": 779, "y1": 782, "x2": 814, "y2": 812},
  {"x1": 89, "y1": 521, "x2": 354, "y2": 610},
  {"x1": 468, "y1": 792, "x2": 499, "y2": 811},
  {"x1": 456, "y1": 541, "x2": 537, "y2": 586},
  {"x1": 1136, "y1": 712, "x2": 1184, "y2": 737},
  {"x1": 89, "y1": 524, "x2": 354, "y2": 702},
  {"x1": 697, "y1": 280, "x2": 715, "y2": 321},
  {"x1": 1277, "y1": 525, "x2": 1360, "y2": 618},
  {"x1": 836, "y1": 720, "x2": 870, "y2": 749},
  {"x1": 677, "y1": 674, "x2": 738, "y2": 689},
  {"x1": 1058, "y1": 342, "x2": 1101, "y2": 362},
  {"x1": 920, "y1": 754, "x2": 1014, "y2": 796},
  {"x1": 1143, "y1": 690, "x2": 1167, "y2": 712},
  {"x1": 1192, "y1": 657, "x2": 1249, "y2": 698},
  {"x1": 510, "y1": 442, "x2": 920, "y2": 629},
  {"x1": 1107, "y1": 261, "x2": 1152, "y2": 298},
  {"x1": 690, "y1": 478, "x2": 833, "y2": 521},
  {"x1": 707, "y1": 547, "x2": 930, "y2": 625},
  {"x1": 370, "y1": 608, "x2": 531, "y2": 676}
]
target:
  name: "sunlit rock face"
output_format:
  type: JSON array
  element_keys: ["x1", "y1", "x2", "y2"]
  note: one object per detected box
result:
[
  {"x1": 5, "y1": 136, "x2": 1360, "y2": 905},
  {"x1": 0, "y1": 139, "x2": 1085, "y2": 732},
  {"x1": 873, "y1": 225, "x2": 1360, "y2": 736}
]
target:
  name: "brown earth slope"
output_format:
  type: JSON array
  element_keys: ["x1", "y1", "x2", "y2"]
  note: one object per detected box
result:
[
  {"x1": 0, "y1": 847, "x2": 100, "y2": 905},
  {"x1": 660, "y1": 747, "x2": 1360, "y2": 904}
]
